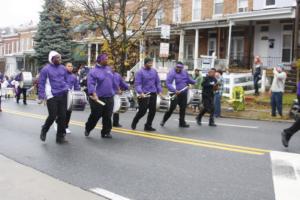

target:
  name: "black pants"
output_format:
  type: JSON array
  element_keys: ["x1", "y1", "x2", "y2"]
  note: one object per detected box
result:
[
  {"x1": 41, "y1": 93, "x2": 67, "y2": 139},
  {"x1": 55, "y1": 110, "x2": 72, "y2": 128},
  {"x1": 16, "y1": 87, "x2": 27, "y2": 103},
  {"x1": 113, "y1": 113, "x2": 120, "y2": 126},
  {"x1": 85, "y1": 97, "x2": 114, "y2": 135},
  {"x1": 132, "y1": 93, "x2": 157, "y2": 128},
  {"x1": 284, "y1": 118, "x2": 300, "y2": 140},
  {"x1": 254, "y1": 79, "x2": 260, "y2": 95},
  {"x1": 162, "y1": 92, "x2": 187, "y2": 125},
  {"x1": 197, "y1": 95, "x2": 215, "y2": 123}
]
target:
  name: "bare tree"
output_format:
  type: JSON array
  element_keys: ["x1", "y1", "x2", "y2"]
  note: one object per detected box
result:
[{"x1": 68, "y1": 0, "x2": 172, "y2": 74}]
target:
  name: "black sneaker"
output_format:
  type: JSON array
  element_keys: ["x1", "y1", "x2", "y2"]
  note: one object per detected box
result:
[
  {"x1": 144, "y1": 127, "x2": 156, "y2": 131},
  {"x1": 179, "y1": 124, "x2": 190, "y2": 128},
  {"x1": 131, "y1": 122, "x2": 137, "y2": 130},
  {"x1": 40, "y1": 130, "x2": 47, "y2": 142},
  {"x1": 196, "y1": 116, "x2": 202, "y2": 126},
  {"x1": 102, "y1": 133, "x2": 112, "y2": 139},
  {"x1": 281, "y1": 131, "x2": 289, "y2": 148},
  {"x1": 209, "y1": 123, "x2": 217, "y2": 127},
  {"x1": 56, "y1": 137, "x2": 68, "y2": 144},
  {"x1": 84, "y1": 130, "x2": 90, "y2": 137},
  {"x1": 113, "y1": 124, "x2": 122, "y2": 128}
]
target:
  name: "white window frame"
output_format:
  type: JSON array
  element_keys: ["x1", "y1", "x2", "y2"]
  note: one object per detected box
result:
[
  {"x1": 237, "y1": 0, "x2": 248, "y2": 12},
  {"x1": 192, "y1": 0, "x2": 202, "y2": 21},
  {"x1": 173, "y1": 0, "x2": 181, "y2": 24},
  {"x1": 265, "y1": 0, "x2": 276, "y2": 8},
  {"x1": 155, "y1": 7, "x2": 164, "y2": 27},
  {"x1": 213, "y1": 0, "x2": 223, "y2": 16},
  {"x1": 140, "y1": 7, "x2": 148, "y2": 25}
]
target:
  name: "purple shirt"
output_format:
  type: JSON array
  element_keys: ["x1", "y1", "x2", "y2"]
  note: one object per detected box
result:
[
  {"x1": 113, "y1": 72, "x2": 129, "y2": 92},
  {"x1": 15, "y1": 73, "x2": 22, "y2": 81},
  {"x1": 297, "y1": 82, "x2": 300, "y2": 96},
  {"x1": 66, "y1": 72, "x2": 80, "y2": 91},
  {"x1": 38, "y1": 64, "x2": 69, "y2": 99},
  {"x1": 135, "y1": 67, "x2": 162, "y2": 94},
  {"x1": 87, "y1": 64, "x2": 117, "y2": 98},
  {"x1": 166, "y1": 68, "x2": 196, "y2": 93}
]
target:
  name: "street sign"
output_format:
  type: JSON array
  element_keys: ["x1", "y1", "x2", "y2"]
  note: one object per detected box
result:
[
  {"x1": 160, "y1": 24, "x2": 170, "y2": 39},
  {"x1": 159, "y1": 43, "x2": 169, "y2": 58}
]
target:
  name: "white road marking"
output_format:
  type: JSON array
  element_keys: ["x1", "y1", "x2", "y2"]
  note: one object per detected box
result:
[
  {"x1": 175, "y1": 119, "x2": 258, "y2": 129},
  {"x1": 270, "y1": 151, "x2": 300, "y2": 200},
  {"x1": 90, "y1": 188, "x2": 131, "y2": 200}
]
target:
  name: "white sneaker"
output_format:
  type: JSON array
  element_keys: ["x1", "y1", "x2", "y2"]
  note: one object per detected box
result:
[
  {"x1": 66, "y1": 128, "x2": 71, "y2": 134},
  {"x1": 53, "y1": 122, "x2": 57, "y2": 131}
]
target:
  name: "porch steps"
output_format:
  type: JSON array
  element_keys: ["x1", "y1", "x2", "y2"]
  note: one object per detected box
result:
[{"x1": 285, "y1": 67, "x2": 297, "y2": 93}]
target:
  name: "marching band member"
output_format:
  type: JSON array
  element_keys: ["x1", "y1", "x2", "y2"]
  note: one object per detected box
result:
[
  {"x1": 84, "y1": 54, "x2": 118, "y2": 138},
  {"x1": 196, "y1": 68, "x2": 218, "y2": 127},
  {"x1": 131, "y1": 57, "x2": 162, "y2": 131},
  {"x1": 39, "y1": 51, "x2": 69, "y2": 144},
  {"x1": 111, "y1": 66, "x2": 129, "y2": 127},
  {"x1": 15, "y1": 68, "x2": 27, "y2": 105},
  {"x1": 160, "y1": 62, "x2": 196, "y2": 128},
  {"x1": 54, "y1": 62, "x2": 80, "y2": 134}
]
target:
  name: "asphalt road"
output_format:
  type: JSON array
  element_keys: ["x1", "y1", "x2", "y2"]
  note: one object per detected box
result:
[{"x1": 1, "y1": 99, "x2": 300, "y2": 200}]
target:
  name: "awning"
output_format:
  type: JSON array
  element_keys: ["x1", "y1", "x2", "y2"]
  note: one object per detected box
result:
[{"x1": 227, "y1": 7, "x2": 295, "y2": 22}]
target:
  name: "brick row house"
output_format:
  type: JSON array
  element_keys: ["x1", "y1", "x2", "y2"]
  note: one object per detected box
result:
[
  {"x1": 143, "y1": 0, "x2": 297, "y2": 70},
  {"x1": 0, "y1": 24, "x2": 37, "y2": 77}
]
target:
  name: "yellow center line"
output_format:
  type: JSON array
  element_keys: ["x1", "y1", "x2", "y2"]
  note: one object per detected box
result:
[{"x1": 2, "y1": 109, "x2": 270, "y2": 155}]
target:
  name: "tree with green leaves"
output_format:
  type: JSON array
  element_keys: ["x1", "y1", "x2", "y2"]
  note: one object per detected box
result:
[{"x1": 34, "y1": 0, "x2": 72, "y2": 66}]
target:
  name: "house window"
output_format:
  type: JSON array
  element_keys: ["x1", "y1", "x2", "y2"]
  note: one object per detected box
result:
[
  {"x1": 266, "y1": 0, "x2": 275, "y2": 6},
  {"x1": 173, "y1": 0, "x2": 181, "y2": 23},
  {"x1": 155, "y1": 8, "x2": 164, "y2": 27},
  {"x1": 214, "y1": 0, "x2": 223, "y2": 15},
  {"x1": 140, "y1": 7, "x2": 148, "y2": 24},
  {"x1": 192, "y1": 0, "x2": 201, "y2": 21},
  {"x1": 238, "y1": 0, "x2": 248, "y2": 12},
  {"x1": 282, "y1": 33, "x2": 292, "y2": 62},
  {"x1": 260, "y1": 26, "x2": 269, "y2": 32}
]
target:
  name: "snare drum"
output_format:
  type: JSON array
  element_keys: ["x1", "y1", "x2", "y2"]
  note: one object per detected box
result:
[
  {"x1": 156, "y1": 96, "x2": 170, "y2": 112},
  {"x1": 20, "y1": 72, "x2": 33, "y2": 88},
  {"x1": 67, "y1": 91, "x2": 87, "y2": 111},
  {"x1": 187, "y1": 89, "x2": 202, "y2": 105},
  {"x1": 113, "y1": 94, "x2": 129, "y2": 113}
]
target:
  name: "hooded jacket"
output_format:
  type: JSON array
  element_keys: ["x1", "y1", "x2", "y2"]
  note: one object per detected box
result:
[{"x1": 38, "y1": 51, "x2": 69, "y2": 100}]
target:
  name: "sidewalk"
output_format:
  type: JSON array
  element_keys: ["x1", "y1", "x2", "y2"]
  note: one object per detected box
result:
[{"x1": 0, "y1": 154, "x2": 106, "y2": 200}]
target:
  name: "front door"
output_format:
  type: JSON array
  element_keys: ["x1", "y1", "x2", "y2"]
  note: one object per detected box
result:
[{"x1": 208, "y1": 38, "x2": 216, "y2": 56}]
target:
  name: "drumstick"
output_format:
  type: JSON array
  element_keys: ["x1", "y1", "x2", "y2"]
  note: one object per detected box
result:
[
  {"x1": 170, "y1": 86, "x2": 189, "y2": 100},
  {"x1": 138, "y1": 92, "x2": 151, "y2": 98},
  {"x1": 89, "y1": 96, "x2": 106, "y2": 106}
]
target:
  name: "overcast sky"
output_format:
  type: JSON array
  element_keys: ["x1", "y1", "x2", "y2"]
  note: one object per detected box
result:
[{"x1": 0, "y1": 0, "x2": 44, "y2": 27}]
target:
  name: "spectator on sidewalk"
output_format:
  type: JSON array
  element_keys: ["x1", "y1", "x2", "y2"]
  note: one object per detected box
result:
[
  {"x1": 192, "y1": 68, "x2": 203, "y2": 112},
  {"x1": 214, "y1": 70, "x2": 224, "y2": 118},
  {"x1": 270, "y1": 64, "x2": 287, "y2": 117},
  {"x1": 253, "y1": 56, "x2": 262, "y2": 96}
]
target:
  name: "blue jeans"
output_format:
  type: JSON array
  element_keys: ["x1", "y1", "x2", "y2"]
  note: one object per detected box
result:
[
  {"x1": 214, "y1": 92, "x2": 222, "y2": 117},
  {"x1": 271, "y1": 92, "x2": 283, "y2": 116}
]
